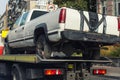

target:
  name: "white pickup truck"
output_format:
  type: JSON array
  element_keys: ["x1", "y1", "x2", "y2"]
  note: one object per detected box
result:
[{"x1": 4, "y1": 7, "x2": 120, "y2": 59}]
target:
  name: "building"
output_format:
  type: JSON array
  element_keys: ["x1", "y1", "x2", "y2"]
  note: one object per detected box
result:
[
  {"x1": 7, "y1": 0, "x2": 53, "y2": 28},
  {"x1": 4, "y1": 0, "x2": 120, "y2": 29},
  {"x1": 0, "y1": 11, "x2": 8, "y2": 32},
  {"x1": 97, "y1": 0, "x2": 120, "y2": 16},
  {"x1": 115, "y1": 0, "x2": 120, "y2": 16},
  {"x1": 0, "y1": 0, "x2": 54, "y2": 30}
]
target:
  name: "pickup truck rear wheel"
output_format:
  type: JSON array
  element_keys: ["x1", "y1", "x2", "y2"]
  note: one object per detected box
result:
[
  {"x1": 91, "y1": 49, "x2": 100, "y2": 60},
  {"x1": 83, "y1": 48, "x2": 100, "y2": 60},
  {"x1": 62, "y1": 44, "x2": 74, "y2": 57},
  {"x1": 36, "y1": 35, "x2": 51, "y2": 59}
]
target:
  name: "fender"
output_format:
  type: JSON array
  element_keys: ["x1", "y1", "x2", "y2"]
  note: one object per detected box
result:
[{"x1": 34, "y1": 23, "x2": 49, "y2": 43}]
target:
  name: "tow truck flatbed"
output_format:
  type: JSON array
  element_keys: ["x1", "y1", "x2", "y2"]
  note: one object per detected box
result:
[{"x1": 0, "y1": 54, "x2": 112, "y2": 63}]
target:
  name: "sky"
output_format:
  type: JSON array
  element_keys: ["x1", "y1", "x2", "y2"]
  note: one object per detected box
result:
[{"x1": 0, "y1": 0, "x2": 9, "y2": 16}]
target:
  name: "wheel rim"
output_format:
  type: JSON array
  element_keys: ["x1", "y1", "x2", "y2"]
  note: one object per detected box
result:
[
  {"x1": 12, "y1": 70, "x2": 18, "y2": 80},
  {"x1": 13, "y1": 74, "x2": 17, "y2": 80},
  {"x1": 36, "y1": 41, "x2": 45, "y2": 58}
]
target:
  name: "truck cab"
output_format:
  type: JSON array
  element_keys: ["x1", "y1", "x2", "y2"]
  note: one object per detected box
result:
[{"x1": 8, "y1": 9, "x2": 49, "y2": 48}]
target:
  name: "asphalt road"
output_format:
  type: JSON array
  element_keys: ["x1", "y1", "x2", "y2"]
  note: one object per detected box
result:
[
  {"x1": 90, "y1": 76, "x2": 120, "y2": 80},
  {"x1": 0, "y1": 76, "x2": 120, "y2": 80},
  {"x1": 92, "y1": 66, "x2": 120, "y2": 77},
  {"x1": 0, "y1": 76, "x2": 8, "y2": 80},
  {"x1": 0, "y1": 75, "x2": 12, "y2": 80},
  {"x1": 90, "y1": 66, "x2": 120, "y2": 80}
]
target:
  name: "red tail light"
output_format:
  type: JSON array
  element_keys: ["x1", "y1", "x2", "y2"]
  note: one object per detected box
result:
[
  {"x1": 44, "y1": 69, "x2": 63, "y2": 76},
  {"x1": 118, "y1": 17, "x2": 120, "y2": 31},
  {"x1": 59, "y1": 8, "x2": 66, "y2": 23},
  {"x1": 93, "y1": 69, "x2": 106, "y2": 75}
]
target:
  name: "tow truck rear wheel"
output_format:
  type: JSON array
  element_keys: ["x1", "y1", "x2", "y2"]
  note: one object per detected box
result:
[
  {"x1": 36, "y1": 35, "x2": 51, "y2": 59},
  {"x1": 12, "y1": 64, "x2": 26, "y2": 80}
]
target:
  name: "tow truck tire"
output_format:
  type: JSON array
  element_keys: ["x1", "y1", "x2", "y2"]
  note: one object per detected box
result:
[
  {"x1": 12, "y1": 64, "x2": 26, "y2": 80},
  {"x1": 36, "y1": 35, "x2": 51, "y2": 59}
]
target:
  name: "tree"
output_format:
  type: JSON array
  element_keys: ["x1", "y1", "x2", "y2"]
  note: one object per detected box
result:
[
  {"x1": 110, "y1": 45, "x2": 120, "y2": 58},
  {"x1": 101, "y1": 45, "x2": 120, "y2": 58},
  {"x1": 54, "y1": 0, "x2": 88, "y2": 10}
]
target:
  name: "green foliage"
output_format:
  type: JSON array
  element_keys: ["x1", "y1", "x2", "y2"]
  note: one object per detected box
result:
[
  {"x1": 110, "y1": 48, "x2": 120, "y2": 58},
  {"x1": 54, "y1": 0, "x2": 88, "y2": 10}
]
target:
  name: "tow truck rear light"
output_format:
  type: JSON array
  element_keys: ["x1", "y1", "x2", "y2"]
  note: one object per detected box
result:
[
  {"x1": 44, "y1": 69, "x2": 63, "y2": 76},
  {"x1": 59, "y1": 8, "x2": 66, "y2": 23},
  {"x1": 118, "y1": 17, "x2": 120, "y2": 31},
  {"x1": 93, "y1": 69, "x2": 106, "y2": 75}
]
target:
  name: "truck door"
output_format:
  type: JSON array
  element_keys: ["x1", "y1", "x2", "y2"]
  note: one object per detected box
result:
[
  {"x1": 16, "y1": 12, "x2": 28, "y2": 47},
  {"x1": 24, "y1": 10, "x2": 48, "y2": 47},
  {"x1": 8, "y1": 12, "x2": 28, "y2": 48}
]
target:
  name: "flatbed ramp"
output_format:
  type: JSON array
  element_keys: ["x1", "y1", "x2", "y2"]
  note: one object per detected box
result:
[{"x1": 0, "y1": 54, "x2": 112, "y2": 63}]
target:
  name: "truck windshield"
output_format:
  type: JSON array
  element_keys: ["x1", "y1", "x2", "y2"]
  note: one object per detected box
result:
[{"x1": 30, "y1": 11, "x2": 48, "y2": 20}]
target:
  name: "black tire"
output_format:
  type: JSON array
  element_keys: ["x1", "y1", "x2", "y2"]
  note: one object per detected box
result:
[
  {"x1": 12, "y1": 64, "x2": 26, "y2": 80},
  {"x1": 83, "y1": 48, "x2": 100, "y2": 60},
  {"x1": 36, "y1": 35, "x2": 51, "y2": 59},
  {"x1": 62, "y1": 44, "x2": 74, "y2": 57}
]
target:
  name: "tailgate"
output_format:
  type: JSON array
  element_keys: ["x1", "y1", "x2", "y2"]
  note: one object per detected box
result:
[{"x1": 65, "y1": 8, "x2": 119, "y2": 36}]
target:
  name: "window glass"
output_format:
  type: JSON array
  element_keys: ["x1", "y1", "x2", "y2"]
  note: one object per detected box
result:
[
  {"x1": 30, "y1": 11, "x2": 48, "y2": 20},
  {"x1": 14, "y1": 16, "x2": 21, "y2": 26},
  {"x1": 20, "y1": 12, "x2": 28, "y2": 26},
  {"x1": 12, "y1": 15, "x2": 22, "y2": 29}
]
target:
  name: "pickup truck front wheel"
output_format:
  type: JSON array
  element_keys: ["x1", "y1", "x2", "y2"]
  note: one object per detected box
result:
[
  {"x1": 4, "y1": 42, "x2": 17, "y2": 54},
  {"x1": 36, "y1": 35, "x2": 51, "y2": 59}
]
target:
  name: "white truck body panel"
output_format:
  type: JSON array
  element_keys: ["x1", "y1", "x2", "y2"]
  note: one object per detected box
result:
[
  {"x1": 105, "y1": 16, "x2": 119, "y2": 36},
  {"x1": 7, "y1": 8, "x2": 120, "y2": 48},
  {"x1": 65, "y1": 8, "x2": 119, "y2": 36}
]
